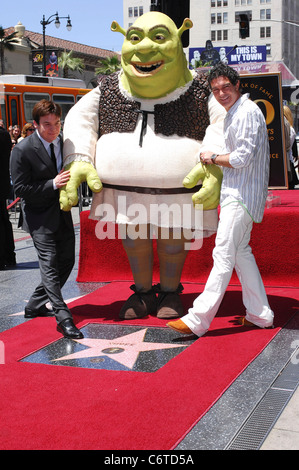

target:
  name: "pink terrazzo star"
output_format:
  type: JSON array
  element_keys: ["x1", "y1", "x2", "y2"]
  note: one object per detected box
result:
[{"x1": 54, "y1": 328, "x2": 185, "y2": 369}]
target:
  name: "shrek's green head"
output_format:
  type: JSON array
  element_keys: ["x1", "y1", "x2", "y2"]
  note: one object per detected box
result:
[{"x1": 111, "y1": 11, "x2": 193, "y2": 99}]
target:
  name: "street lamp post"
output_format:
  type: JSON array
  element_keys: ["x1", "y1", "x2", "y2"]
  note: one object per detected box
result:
[{"x1": 41, "y1": 12, "x2": 72, "y2": 76}]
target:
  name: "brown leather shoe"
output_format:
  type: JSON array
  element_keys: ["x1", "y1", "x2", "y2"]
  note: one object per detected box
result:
[
  {"x1": 167, "y1": 319, "x2": 193, "y2": 335},
  {"x1": 238, "y1": 317, "x2": 256, "y2": 327},
  {"x1": 238, "y1": 317, "x2": 273, "y2": 329},
  {"x1": 119, "y1": 285, "x2": 157, "y2": 319}
]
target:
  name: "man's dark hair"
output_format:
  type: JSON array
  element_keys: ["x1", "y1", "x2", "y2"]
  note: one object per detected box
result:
[
  {"x1": 32, "y1": 99, "x2": 62, "y2": 124},
  {"x1": 208, "y1": 63, "x2": 240, "y2": 87}
]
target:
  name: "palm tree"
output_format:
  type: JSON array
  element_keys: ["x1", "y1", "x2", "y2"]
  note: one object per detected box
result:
[
  {"x1": 58, "y1": 50, "x2": 85, "y2": 78},
  {"x1": 95, "y1": 55, "x2": 120, "y2": 76},
  {"x1": 0, "y1": 26, "x2": 18, "y2": 75}
]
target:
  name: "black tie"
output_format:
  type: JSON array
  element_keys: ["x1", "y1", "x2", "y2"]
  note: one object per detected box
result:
[{"x1": 50, "y1": 143, "x2": 58, "y2": 173}]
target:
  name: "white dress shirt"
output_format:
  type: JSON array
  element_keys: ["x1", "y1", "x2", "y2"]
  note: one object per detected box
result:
[
  {"x1": 220, "y1": 93, "x2": 270, "y2": 223},
  {"x1": 36, "y1": 131, "x2": 62, "y2": 189},
  {"x1": 36, "y1": 130, "x2": 62, "y2": 173}
]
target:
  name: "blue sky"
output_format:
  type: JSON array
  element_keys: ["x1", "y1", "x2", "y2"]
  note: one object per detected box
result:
[{"x1": 1, "y1": 0, "x2": 124, "y2": 52}]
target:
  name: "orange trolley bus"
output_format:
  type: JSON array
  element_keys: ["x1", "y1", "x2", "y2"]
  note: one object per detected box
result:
[{"x1": 0, "y1": 74, "x2": 90, "y2": 129}]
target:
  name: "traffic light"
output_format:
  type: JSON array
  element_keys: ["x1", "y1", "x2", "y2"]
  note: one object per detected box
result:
[
  {"x1": 239, "y1": 14, "x2": 250, "y2": 39},
  {"x1": 150, "y1": 0, "x2": 161, "y2": 11},
  {"x1": 150, "y1": 0, "x2": 190, "y2": 47}
]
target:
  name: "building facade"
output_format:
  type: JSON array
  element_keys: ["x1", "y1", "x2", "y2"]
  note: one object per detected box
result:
[{"x1": 3, "y1": 22, "x2": 120, "y2": 88}]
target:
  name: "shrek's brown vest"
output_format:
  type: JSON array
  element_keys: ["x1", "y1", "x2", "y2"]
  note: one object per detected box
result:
[{"x1": 98, "y1": 71, "x2": 210, "y2": 142}]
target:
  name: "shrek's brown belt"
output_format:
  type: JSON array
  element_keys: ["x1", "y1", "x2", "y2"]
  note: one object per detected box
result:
[{"x1": 102, "y1": 183, "x2": 202, "y2": 195}]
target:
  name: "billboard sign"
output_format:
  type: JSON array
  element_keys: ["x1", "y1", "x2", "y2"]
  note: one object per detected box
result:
[
  {"x1": 190, "y1": 44, "x2": 267, "y2": 67},
  {"x1": 32, "y1": 49, "x2": 59, "y2": 77}
]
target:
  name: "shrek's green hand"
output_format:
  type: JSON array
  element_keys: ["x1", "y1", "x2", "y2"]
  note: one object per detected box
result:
[
  {"x1": 183, "y1": 162, "x2": 223, "y2": 210},
  {"x1": 59, "y1": 161, "x2": 102, "y2": 211}
]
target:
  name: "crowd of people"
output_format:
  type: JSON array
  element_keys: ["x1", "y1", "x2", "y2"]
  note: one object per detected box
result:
[
  {"x1": 0, "y1": 121, "x2": 37, "y2": 272},
  {"x1": 283, "y1": 105, "x2": 299, "y2": 189},
  {"x1": 0, "y1": 120, "x2": 17, "y2": 270}
]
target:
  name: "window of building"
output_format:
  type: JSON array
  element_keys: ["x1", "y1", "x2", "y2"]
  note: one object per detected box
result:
[
  {"x1": 128, "y1": 7, "x2": 133, "y2": 17},
  {"x1": 260, "y1": 26, "x2": 271, "y2": 38},
  {"x1": 223, "y1": 12, "x2": 228, "y2": 24},
  {"x1": 217, "y1": 13, "x2": 222, "y2": 24},
  {"x1": 260, "y1": 9, "x2": 271, "y2": 20},
  {"x1": 134, "y1": 7, "x2": 138, "y2": 16},
  {"x1": 266, "y1": 44, "x2": 271, "y2": 55},
  {"x1": 211, "y1": 0, "x2": 216, "y2": 6},
  {"x1": 139, "y1": 6, "x2": 143, "y2": 16},
  {"x1": 211, "y1": 30, "x2": 228, "y2": 42}
]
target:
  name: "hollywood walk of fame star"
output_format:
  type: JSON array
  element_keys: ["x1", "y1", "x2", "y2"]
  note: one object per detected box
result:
[{"x1": 53, "y1": 328, "x2": 185, "y2": 369}]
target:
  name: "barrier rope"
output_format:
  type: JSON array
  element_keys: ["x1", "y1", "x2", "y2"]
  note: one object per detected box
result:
[{"x1": 6, "y1": 197, "x2": 20, "y2": 210}]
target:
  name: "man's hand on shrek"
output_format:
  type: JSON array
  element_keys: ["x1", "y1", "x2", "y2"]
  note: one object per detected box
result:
[{"x1": 183, "y1": 162, "x2": 223, "y2": 210}]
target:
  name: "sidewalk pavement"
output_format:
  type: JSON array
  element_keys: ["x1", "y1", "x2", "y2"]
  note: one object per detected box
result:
[{"x1": 4, "y1": 204, "x2": 299, "y2": 451}]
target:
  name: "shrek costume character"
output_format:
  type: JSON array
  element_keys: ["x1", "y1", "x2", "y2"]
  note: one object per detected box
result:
[{"x1": 61, "y1": 12, "x2": 225, "y2": 319}]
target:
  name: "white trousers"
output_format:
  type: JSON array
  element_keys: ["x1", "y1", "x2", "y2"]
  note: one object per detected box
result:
[{"x1": 183, "y1": 202, "x2": 274, "y2": 337}]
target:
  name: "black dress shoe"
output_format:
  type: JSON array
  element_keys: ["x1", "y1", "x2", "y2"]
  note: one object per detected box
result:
[
  {"x1": 5, "y1": 257, "x2": 16, "y2": 267},
  {"x1": 57, "y1": 318, "x2": 84, "y2": 339},
  {"x1": 24, "y1": 305, "x2": 54, "y2": 318}
]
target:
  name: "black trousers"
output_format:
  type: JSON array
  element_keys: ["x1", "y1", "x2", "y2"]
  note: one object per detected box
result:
[
  {"x1": 0, "y1": 199, "x2": 15, "y2": 267},
  {"x1": 27, "y1": 213, "x2": 75, "y2": 324}
]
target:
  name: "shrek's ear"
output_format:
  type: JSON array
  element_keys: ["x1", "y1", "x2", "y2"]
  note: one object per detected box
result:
[
  {"x1": 178, "y1": 18, "x2": 193, "y2": 38},
  {"x1": 111, "y1": 21, "x2": 126, "y2": 36}
]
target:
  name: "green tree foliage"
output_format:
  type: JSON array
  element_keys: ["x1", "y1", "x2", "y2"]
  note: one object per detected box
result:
[
  {"x1": 58, "y1": 50, "x2": 85, "y2": 78},
  {"x1": 95, "y1": 55, "x2": 121, "y2": 76}
]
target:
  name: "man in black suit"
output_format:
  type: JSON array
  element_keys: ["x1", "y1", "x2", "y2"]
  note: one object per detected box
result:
[
  {"x1": 0, "y1": 125, "x2": 16, "y2": 269},
  {"x1": 11, "y1": 100, "x2": 83, "y2": 339}
]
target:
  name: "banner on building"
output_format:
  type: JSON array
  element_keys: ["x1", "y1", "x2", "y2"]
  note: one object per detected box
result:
[
  {"x1": 32, "y1": 49, "x2": 59, "y2": 77},
  {"x1": 32, "y1": 49, "x2": 44, "y2": 75},
  {"x1": 240, "y1": 73, "x2": 288, "y2": 188},
  {"x1": 46, "y1": 51, "x2": 59, "y2": 77},
  {"x1": 190, "y1": 44, "x2": 267, "y2": 67}
]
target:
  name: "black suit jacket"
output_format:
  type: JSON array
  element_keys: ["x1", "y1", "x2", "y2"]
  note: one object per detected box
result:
[
  {"x1": 0, "y1": 127, "x2": 13, "y2": 200},
  {"x1": 11, "y1": 132, "x2": 72, "y2": 234}
]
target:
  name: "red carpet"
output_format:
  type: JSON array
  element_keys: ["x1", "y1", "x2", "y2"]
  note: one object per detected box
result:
[
  {"x1": 77, "y1": 190, "x2": 299, "y2": 287},
  {"x1": 0, "y1": 281, "x2": 298, "y2": 450}
]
